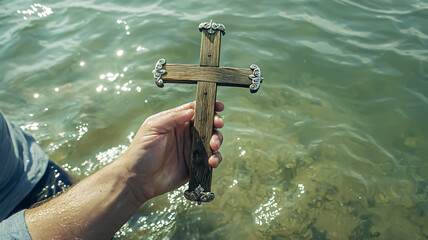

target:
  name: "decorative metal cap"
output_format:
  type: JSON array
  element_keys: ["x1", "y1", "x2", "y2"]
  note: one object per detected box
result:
[
  {"x1": 152, "y1": 58, "x2": 166, "y2": 87},
  {"x1": 249, "y1": 64, "x2": 263, "y2": 93},
  {"x1": 184, "y1": 184, "x2": 215, "y2": 205},
  {"x1": 198, "y1": 19, "x2": 226, "y2": 35}
]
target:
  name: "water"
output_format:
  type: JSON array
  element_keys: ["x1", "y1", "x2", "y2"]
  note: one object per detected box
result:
[{"x1": 1, "y1": 0, "x2": 428, "y2": 239}]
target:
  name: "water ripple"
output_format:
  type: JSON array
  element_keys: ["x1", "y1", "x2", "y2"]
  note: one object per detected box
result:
[
  {"x1": 2, "y1": 0, "x2": 428, "y2": 238},
  {"x1": 338, "y1": 0, "x2": 415, "y2": 15},
  {"x1": 278, "y1": 11, "x2": 371, "y2": 38}
]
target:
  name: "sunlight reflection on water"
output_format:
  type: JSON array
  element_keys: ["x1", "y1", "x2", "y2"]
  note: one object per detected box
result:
[
  {"x1": 17, "y1": 3, "x2": 53, "y2": 20},
  {"x1": 254, "y1": 188, "x2": 283, "y2": 226}
]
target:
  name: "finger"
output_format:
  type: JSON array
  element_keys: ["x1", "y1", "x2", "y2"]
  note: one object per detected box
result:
[
  {"x1": 210, "y1": 130, "x2": 223, "y2": 151},
  {"x1": 170, "y1": 101, "x2": 222, "y2": 112},
  {"x1": 144, "y1": 107, "x2": 194, "y2": 134},
  {"x1": 215, "y1": 101, "x2": 225, "y2": 112},
  {"x1": 213, "y1": 113, "x2": 224, "y2": 129},
  {"x1": 208, "y1": 152, "x2": 222, "y2": 168},
  {"x1": 149, "y1": 101, "x2": 222, "y2": 132},
  {"x1": 156, "y1": 102, "x2": 195, "y2": 116}
]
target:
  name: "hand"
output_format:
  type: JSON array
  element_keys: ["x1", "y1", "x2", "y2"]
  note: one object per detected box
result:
[
  {"x1": 122, "y1": 101, "x2": 224, "y2": 203},
  {"x1": 25, "y1": 102, "x2": 225, "y2": 240}
]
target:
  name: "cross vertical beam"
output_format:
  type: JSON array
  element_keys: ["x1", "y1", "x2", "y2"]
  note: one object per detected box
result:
[{"x1": 188, "y1": 30, "x2": 222, "y2": 198}]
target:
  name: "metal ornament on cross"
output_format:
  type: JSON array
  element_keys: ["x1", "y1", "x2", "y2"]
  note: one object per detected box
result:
[{"x1": 152, "y1": 20, "x2": 263, "y2": 205}]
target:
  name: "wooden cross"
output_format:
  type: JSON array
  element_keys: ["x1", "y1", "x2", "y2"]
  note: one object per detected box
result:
[{"x1": 152, "y1": 20, "x2": 263, "y2": 204}]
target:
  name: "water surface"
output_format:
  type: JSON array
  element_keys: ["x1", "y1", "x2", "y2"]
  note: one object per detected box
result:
[{"x1": 1, "y1": 0, "x2": 427, "y2": 239}]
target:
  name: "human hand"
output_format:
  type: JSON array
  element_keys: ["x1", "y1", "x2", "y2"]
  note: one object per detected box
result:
[
  {"x1": 122, "y1": 101, "x2": 224, "y2": 204},
  {"x1": 24, "y1": 102, "x2": 225, "y2": 240}
]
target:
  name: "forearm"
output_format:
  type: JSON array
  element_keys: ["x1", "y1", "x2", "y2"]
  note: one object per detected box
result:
[{"x1": 25, "y1": 156, "x2": 146, "y2": 240}]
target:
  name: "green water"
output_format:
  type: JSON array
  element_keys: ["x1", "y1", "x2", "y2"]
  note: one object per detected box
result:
[{"x1": 1, "y1": 0, "x2": 428, "y2": 239}]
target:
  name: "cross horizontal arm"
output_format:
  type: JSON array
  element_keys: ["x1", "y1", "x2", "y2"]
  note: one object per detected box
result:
[{"x1": 162, "y1": 64, "x2": 253, "y2": 88}]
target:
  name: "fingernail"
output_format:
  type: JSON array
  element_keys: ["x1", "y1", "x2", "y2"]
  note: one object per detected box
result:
[{"x1": 209, "y1": 156, "x2": 219, "y2": 168}]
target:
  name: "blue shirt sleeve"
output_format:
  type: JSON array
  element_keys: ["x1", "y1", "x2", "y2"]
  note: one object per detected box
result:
[
  {"x1": 0, "y1": 210, "x2": 32, "y2": 240},
  {"x1": 0, "y1": 111, "x2": 49, "y2": 220}
]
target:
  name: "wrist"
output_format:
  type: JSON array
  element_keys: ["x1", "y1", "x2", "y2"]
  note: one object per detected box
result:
[
  {"x1": 25, "y1": 156, "x2": 148, "y2": 240},
  {"x1": 116, "y1": 154, "x2": 150, "y2": 206}
]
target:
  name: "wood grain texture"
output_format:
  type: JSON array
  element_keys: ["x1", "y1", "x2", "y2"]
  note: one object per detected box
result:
[
  {"x1": 199, "y1": 31, "x2": 221, "y2": 67},
  {"x1": 187, "y1": 30, "x2": 222, "y2": 193},
  {"x1": 188, "y1": 81, "x2": 217, "y2": 191},
  {"x1": 162, "y1": 64, "x2": 253, "y2": 88}
]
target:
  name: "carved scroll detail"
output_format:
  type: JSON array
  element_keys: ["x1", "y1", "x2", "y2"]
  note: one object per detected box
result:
[
  {"x1": 198, "y1": 19, "x2": 226, "y2": 35},
  {"x1": 184, "y1": 184, "x2": 215, "y2": 205},
  {"x1": 249, "y1": 64, "x2": 263, "y2": 93},
  {"x1": 152, "y1": 58, "x2": 166, "y2": 87}
]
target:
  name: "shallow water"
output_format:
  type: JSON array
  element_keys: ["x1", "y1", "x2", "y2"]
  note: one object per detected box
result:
[{"x1": 1, "y1": 0, "x2": 428, "y2": 239}]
